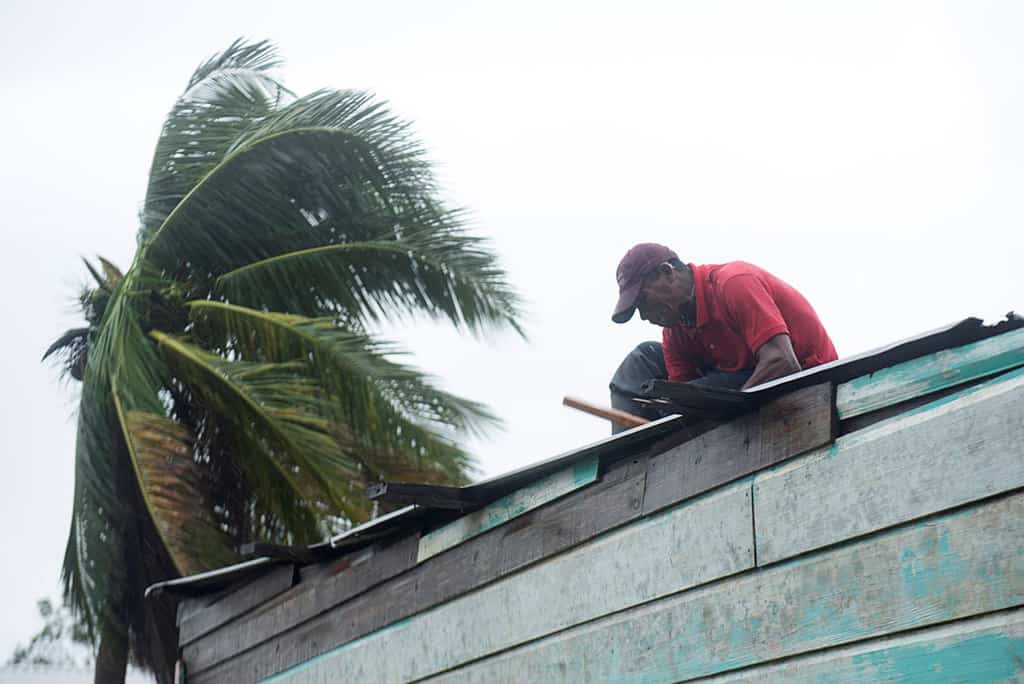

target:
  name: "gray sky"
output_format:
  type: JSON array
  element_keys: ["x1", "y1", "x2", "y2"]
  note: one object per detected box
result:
[{"x1": 1, "y1": 0, "x2": 1021, "y2": 663}]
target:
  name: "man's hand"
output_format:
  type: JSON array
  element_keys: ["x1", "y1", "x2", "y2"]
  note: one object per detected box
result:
[{"x1": 743, "y1": 333, "x2": 801, "y2": 390}]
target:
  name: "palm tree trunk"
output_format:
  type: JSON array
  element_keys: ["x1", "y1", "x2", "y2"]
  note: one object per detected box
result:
[{"x1": 94, "y1": 628, "x2": 128, "y2": 684}]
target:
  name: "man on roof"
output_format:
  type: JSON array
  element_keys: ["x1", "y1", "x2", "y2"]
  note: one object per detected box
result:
[{"x1": 610, "y1": 243, "x2": 837, "y2": 429}]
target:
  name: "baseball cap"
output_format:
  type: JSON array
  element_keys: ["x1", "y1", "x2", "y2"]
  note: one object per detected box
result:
[{"x1": 611, "y1": 243, "x2": 678, "y2": 323}]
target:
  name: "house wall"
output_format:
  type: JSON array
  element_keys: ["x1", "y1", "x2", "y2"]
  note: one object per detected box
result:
[{"x1": 178, "y1": 333, "x2": 1024, "y2": 683}]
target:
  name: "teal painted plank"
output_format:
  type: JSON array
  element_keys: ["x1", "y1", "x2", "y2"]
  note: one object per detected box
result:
[
  {"x1": 427, "y1": 493, "x2": 1024, "y2": 684},
  {"x1": 755, "y1": 366, "x2": 1024, "y2": 565},
  {"x1": 836, "y1": 327, "x2": 1024, "y2": 419},
  {"x1": 417, "y1": 456, "x2": 600, "y2": 562},
  {"x1": 260, "y1": 479, "x2": 755, "y2": 684},
  {"x1": 696, "y1": 609, "x2": 1024, "y2": 683}
]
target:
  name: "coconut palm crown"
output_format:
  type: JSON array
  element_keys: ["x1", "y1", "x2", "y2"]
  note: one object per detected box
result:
[{"x1": 44, "y1": 39, "x2": 522, "y2": 681}]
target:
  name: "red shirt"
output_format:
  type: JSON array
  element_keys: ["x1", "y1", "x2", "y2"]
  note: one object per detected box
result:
[{"x1": 663, "y1": 262, "x2": 837, "y2": 382}]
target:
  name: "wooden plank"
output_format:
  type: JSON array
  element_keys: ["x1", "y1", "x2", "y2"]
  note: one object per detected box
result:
[
  {"x1": 250, "y1": 479, "x2": 754, "y2": 684},
  {"x1": 183, "y1": 533, "x2": 419, "y2": 674},
  {"x1": 426, "y1": 493, "x2": 1024, "y2": 684},
  {"x1": 177, "y1": 594, "x2": 219, "y2": 627},
  {"x1": 189, "y1": 456, "x2": 651, "y2": 684},
  {"x1": 836, "y1": 326, "x2": 1024, "y2": 419},
  {"x1": 755, "y1": 366, "x2": 1024, "y2": 565},
  {"x1": 178, "y1": 564, "x2": 295, "y2": 646},
  {"x1": 693, "y1": 608, "x2": 1024, "y2": 683},
  {"x1": 643, "y1": 382, "x2": 833, "y2": 516},
  {"x1": 417, "y1": 456, "x2": 599, "y2": 562}
]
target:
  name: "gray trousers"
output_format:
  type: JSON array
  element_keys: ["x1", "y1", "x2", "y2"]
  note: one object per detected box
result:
[{"x1": 609, "y1": 342, "x2": 752, "y2": 433}]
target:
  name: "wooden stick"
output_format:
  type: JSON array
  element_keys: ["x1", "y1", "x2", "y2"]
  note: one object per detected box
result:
[{"x1": 562, "y1": 396, "x2": 650, "y2": 429}]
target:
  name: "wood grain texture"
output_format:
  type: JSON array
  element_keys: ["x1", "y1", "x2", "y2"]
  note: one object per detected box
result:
[
  {"x1": 182, "y1": 534, "x2": 419, "y2": 675},
  {"x1": 755, "y1": 366, "x2": 1024, "y2": 566},
  {"x1": 257, "y1": 479, "x2": 754, "y2": 684},
  {"x1": 417, "y1": 456, "x2": 599, "y2": 562},
  {"x1": 427, "y1": 493, "x2": 1024, "y2": 684},
  {"x1": 178, "y1": 564, "x2": 295, "y2": 646},
  {"x1": 190, "y1": 457, "x2": 650, "y2": 684},
  {"x1": 836, "y1": 326, "x2": 1024, "y2": 419},
  {"x1": 643, "y1": 383, "x2": 833, "y2": 516},
  {"x1": 694, "y1": 608, "x2": 1024, "y2": 683}
]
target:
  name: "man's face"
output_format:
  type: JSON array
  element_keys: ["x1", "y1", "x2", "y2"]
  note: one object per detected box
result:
[{"x1": 636, "y1": 265, "x2": 684, "y2": 327}]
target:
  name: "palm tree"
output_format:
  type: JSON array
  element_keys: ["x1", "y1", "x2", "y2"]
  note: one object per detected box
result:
[{"x1": 44, "y1": 39, "x2": 522, "y2": 683}]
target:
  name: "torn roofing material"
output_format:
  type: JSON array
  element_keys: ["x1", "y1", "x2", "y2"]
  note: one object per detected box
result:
[{"x1": 145, "y1": 314, "x2": 1022, "y2": 597}]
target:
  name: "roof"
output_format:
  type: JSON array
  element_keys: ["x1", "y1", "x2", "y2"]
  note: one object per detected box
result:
[{"x1": 146, "y1": 313, "x2": 1022, "y2": 597}]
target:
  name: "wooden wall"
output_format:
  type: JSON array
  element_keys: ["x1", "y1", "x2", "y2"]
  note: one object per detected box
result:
[{"x1": 177, "y1": 333, "x2": 1024, "y2": 683}]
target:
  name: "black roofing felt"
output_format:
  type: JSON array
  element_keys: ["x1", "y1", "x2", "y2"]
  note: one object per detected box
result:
[{"x1": 146, "y1": 314, "x2": 1022, "y2": 597}]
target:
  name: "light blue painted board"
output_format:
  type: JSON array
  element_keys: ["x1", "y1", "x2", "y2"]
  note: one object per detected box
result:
[
  {"x1": 695, "y1": 608, "x2": 1024, "y2": 683},
  {"x1": 417, "y1": 456, "x2": 599, "y2": 562},
  {"x1": 836, "y1": 326, "x2": 1024, "y2": 419},
  {"x1": 426, "y1": 493, "x2": 1024, "y2": 684},
  {"x1": 260, "y1": 480, "x2": 755, "y2": 684},
  {"x1": 755, "y1": 366, "x2": 1024, "y2": 565}
]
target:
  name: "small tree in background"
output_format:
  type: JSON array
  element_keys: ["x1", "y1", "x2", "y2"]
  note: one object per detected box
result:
[
  {"x1": 7, "y1": 598, "x2": 92, "y2": 669},
  {"x1": 45, "y1": 39, "x2": 523, "y2": 683}
]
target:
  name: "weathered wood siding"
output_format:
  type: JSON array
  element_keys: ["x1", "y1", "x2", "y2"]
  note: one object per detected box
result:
[
  {"x1": 755, "y1": 366, "x2": 1024, "y2": 565},
  {"x1": 417, "y1": 455, "x2": 599, "y2": 562},
  {"x1": 835, "y1": 326, "x2": 1024, "y2": 419},
  {"x1": 176, "y1": 334, "x2": 1024, "y2": 684},
  {"x1": 688, "y1": 609, "x2": 1024, "y2": 683},
  {"x1": 428, "y1": 493, "x2": 1023, "y2": 684},
  {"x1": 262, "y1": 479, "x2": 754, "y2": 683}
]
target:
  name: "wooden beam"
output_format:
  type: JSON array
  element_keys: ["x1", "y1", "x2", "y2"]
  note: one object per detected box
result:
[
  {"x1": 755, "y1": 366, "x2": 1024, "y2": 565},
  {"x1": 656, "y1": 609, "x2": 1024, "y2": 683},
  {"x1": 642, "y1": 382, "x2": 834, "y2": 516},
  {"x1": 178, "y1": 564, "x2": 294, "y2": 646},
  {"x1": 418, "y1": 456, "x2": 599, "y2": 562},
  {"x1": 182, "y1": 534, "x2": 419, "y2": 676},
  {"x1": 429, "y1": 493, "x2": 1024, "y2": 684},
  {"x1": 836, "y1": 326, "x2": 1024, "y2": 419}
]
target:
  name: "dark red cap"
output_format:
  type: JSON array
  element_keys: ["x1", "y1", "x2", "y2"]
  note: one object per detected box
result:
[{"x1": 612, "y1": 243, "x2": 678, "y2": 323}]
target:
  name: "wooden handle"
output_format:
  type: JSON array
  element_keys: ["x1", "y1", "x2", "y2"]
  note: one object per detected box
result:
[{"x1": 562, "y1": 396, "x2": 650, "y2": 429}]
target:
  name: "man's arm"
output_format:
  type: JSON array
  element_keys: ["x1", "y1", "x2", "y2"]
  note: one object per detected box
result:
[{"x1": 743, "y1": 333, "x2": 801, "y2": 389}]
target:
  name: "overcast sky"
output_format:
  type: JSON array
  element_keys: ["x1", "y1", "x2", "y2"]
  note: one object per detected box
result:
[{"x1": 1, "y1": 0, "x2": 1021, "y2": 663}]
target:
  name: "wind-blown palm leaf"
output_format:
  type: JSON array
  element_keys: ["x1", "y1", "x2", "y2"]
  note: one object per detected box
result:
[
  {"x1": 138, "y1": 89, "x2": 521, "y2": 334},
  {"x1": 215, "y1": 224, "x2": 524, "y2": 334},
  {"x1": 139, "y1": 39, "x2": 288, "y2": 241},
  {"x1": 112, "y1": 395, "x2": 234, "y2": 576},
  {"x1": 188, "y1": 301, "x2": 483, "y2": 482},
  {"x1": 150, "y1": 331, "x2": 370, "y2": 523}
]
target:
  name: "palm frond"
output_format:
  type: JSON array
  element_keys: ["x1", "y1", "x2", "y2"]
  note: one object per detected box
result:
[
  {"x1": 189, "y1": 301, "x2": 484, "y2": 482},
  {"x1": 139, "y1": 39, "x2": 288, "y2": 241},
  {"x1": 43, "y1": 327, "x2": 90, "y2": 381},
  {"x1": 150, "y1": 331, "x2": 369, "y2": 523},
  {"x1": 215, "y1": 224, "x2": 524, "y2": 335},
  {"x1": 112, "y1": 392, "x2": 234, "y2": 576},
  {"x1": 137, "y1": 87, "x2": 522, "y2": 333},
  {"x1": 97, "y1": 257, "x2": 124, "y2": 288}
]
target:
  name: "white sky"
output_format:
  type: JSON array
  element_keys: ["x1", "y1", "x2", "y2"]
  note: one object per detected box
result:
[{"x1": 1, "y1": 0, "x2": 1021, "y2": 663}]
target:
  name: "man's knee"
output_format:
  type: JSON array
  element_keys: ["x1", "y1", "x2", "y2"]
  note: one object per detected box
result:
[{"x1": 611, "y1": 341, "x2": 666, "y2": 392}]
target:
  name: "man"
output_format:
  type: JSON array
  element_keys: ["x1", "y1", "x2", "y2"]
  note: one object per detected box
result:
[{"x1": 609, "y1": 243, "x2": 837, "y2": 426}]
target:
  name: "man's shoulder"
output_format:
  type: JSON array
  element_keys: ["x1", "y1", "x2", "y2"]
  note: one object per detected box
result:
[{"x1": 705, "y1": 261, "x2": 769, "y2": 288}]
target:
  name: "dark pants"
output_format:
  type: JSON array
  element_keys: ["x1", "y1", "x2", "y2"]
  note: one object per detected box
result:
[{"x1": 609, "y1": 342, "x2": 752, "y2": 433}]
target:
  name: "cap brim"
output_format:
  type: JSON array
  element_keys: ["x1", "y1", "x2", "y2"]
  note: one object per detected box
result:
[{"x1": 611, "y1": 281, "x2": 642, "y2": 324}]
